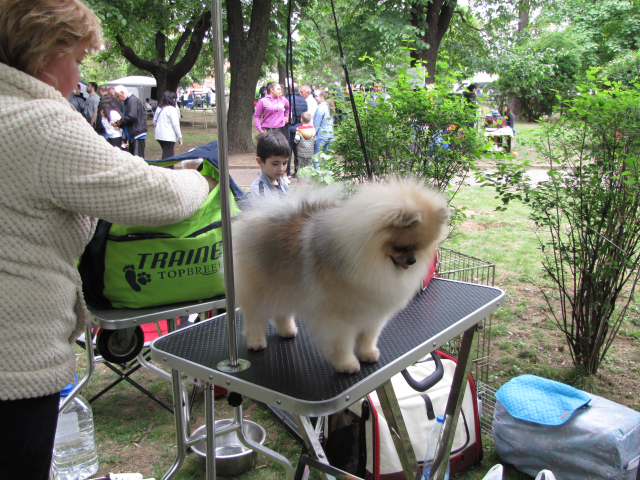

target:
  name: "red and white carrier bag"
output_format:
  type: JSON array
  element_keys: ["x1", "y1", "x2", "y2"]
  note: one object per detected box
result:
[{"x1": 348, "y1": 350, "x2": 483, "y2": 479}]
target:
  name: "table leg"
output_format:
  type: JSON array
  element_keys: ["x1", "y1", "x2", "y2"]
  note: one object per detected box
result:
[
  {"x1": 230, "y1": 405, "x2": 294, "y2": 480},
  {"x1": 429, "y1": 325, "x2": 476, "y2": 480},
  {"x1": 376, "y1": 380, "x2": 420, "y2": 479},
  {"x1": 161, "y1": 369, "x2": 188, "y2": 480},
  {"x1": 204, "y1": 382, "x2": 216, "y2": 480},
  {"x1": 166, "y1": 318, "x2": 192, "y2": 438},
  {"x1": 293, "y1": 415, "x2": 337, "y2": 480}
]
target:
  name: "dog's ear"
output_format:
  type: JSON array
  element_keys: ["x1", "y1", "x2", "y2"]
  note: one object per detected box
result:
[
  {"x1": 385, "y1": 209, "x2": 422, "y2": 228},
  {"x1": 433, "y1": 205, "x2": 450, "y2": 225}
]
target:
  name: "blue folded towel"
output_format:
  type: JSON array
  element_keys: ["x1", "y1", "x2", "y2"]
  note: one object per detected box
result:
[{"x1": 495, "y1": 375, "x2": 591, "y2": 426}]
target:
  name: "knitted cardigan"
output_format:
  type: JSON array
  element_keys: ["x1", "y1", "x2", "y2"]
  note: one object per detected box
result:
[{"x1": 0, "y1": 63, "x2": 209, "y2": 400}]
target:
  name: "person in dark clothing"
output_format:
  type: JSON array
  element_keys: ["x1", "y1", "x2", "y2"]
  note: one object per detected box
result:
[
  {"x1": 287, "y1": 84, "x2": 308, "y2": 177},
  {"x1": 114, "y1": 85, "x2": 148, "y2": 158},
  {"x1": 503, "y1": 105, "x2": 516, "y2": 135},
  {"x1": 463, "y1": 83, "x2": 478, "y2": 105},
  {"x1": 258, "y1": 82, "x2": 267, "y2": 99},
  {"x1": 463, "y1": 84, "x2": 478, "y2": 127},
  {"x1": 93, "y1": 85, "x2": 109, "y2": 139},
  {"x1": 68, "y1": 84, "x2": 85, "y2": 113}
]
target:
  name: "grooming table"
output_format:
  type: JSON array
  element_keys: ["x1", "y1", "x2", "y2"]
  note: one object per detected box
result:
[{"x1": 151, "y1": 278, "x2": 504, "y2": 480}]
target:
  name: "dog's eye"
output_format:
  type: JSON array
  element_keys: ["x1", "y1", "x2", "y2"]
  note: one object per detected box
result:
[{"x1": 393, "y1": 246, "x2": 411, "y2": 253}]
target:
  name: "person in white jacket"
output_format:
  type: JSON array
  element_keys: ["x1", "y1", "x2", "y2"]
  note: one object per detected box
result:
[
  {"x1": 154, "y1": 90, "x2": 183, "y2": 159},
  {"x1": 0, "y1": 1, "x2": 216, "y2": 478}
]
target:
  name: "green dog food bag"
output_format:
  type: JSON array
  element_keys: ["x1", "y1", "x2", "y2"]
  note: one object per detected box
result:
[{"x1": 79, "y1": 141, "x2": 245, "y2": 309}]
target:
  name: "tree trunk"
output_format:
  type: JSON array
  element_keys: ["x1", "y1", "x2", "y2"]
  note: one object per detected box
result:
[
  {"x1": 409, "y1": 0, "x2": 457, "y2": 84},
  {"x1": 278, "y1": 59, "x2": 287, "y2": 87},
  {"x1": 226, "y1": 0, "x2": 274, "y2": 154},
  {"x1": 518, "y1": 0, "x2": 530, "y2": 31},
  {"x1": 508, "y1": 95, "x2": 524, "y2": 120},
  {"x1": 115, "y1": 11, "x2": 211, "y2": 102}
]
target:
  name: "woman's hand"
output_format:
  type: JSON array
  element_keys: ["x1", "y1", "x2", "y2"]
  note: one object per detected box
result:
[{"x1": 178, "y1": 140, "x2": 183, "y2": 147}]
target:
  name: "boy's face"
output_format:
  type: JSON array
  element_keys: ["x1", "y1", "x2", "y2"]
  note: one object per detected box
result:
[{"x1": 257, "y1": 156, "x2": 288, "y2": 184}]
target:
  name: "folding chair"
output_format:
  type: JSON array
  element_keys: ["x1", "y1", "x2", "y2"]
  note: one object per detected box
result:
[{"x1": 77, "y1": 314, "x2": 227, "y2": 414}]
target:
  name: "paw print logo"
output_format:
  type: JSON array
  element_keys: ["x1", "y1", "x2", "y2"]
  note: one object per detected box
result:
[
  {"x1": 123, "y1": 265, "x2": 152, "y2": 292},
  {"x1": 123, "y1": 265, "x2": 140, "y2": 292}
]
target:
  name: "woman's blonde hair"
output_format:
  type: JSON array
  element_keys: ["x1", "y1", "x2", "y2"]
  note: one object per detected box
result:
[{"x1": 0, "y1": 0, "x2": 101, "y2": 78}]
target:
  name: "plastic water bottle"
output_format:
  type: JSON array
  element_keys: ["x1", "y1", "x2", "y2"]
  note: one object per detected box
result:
[
  {"x1": 422, "y1": 414, "x2": 450, "y2": 480},
  {"x1": 52, "y1": 378, "x2": 99, "y2": 480}
]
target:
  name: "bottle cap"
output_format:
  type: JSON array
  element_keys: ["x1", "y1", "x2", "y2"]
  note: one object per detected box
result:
[
  {"x1": 60, "y1": 374, "x2": 79, "y2": 398},
  {"x1": 437, "y1": 414, "x2": 445, "y2": 423}
]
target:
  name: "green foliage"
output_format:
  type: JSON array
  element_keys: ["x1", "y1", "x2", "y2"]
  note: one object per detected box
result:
[
  {"x1": 604, "y1": 50, "x2": 640, "y2": 86},
  {"x1": 488, "y1": 45, "x2": 582, "y2": 120},
  {"x1": 297, "y1": 153, "x2": 338, "y2": 186},
  {"x1": 79, "y1": 52, "x2": 129, "y2": 84},
  {"x1": 295, "y1": 0, "x2": 418, "y2": 86},
  {"x1": 85, "y1": 0, "x2": 217, "y2": 92},
  {"x1": 294, "y1": 0, "x2": 494, "y2": 87},
  {"x1": 481, "y1": 76, "x2": 640, "y2": 374},
  {"x1": 330, "y1": 61, "x2": 481, "y2": 226},
  {"x1": 557, "y1": 0, "x2": 640, "y2": 66}
]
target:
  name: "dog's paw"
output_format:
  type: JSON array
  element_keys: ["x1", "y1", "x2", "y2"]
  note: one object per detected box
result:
[
  {"x1": 274, "y1": 316, "x2": 298, "y2": 338},
  {"x1": 332, "y1": 356, "x2": 361, "y2": 374},
  {"x1": 358, "y1": 346, "x2": 380, "y2": 363},
  {"x1": 246, "y1": 336, "x2": 268, "y2": 351}
]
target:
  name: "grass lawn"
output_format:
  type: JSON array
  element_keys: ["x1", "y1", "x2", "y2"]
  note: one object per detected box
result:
[{"x1": 78, "y1": 122, "x2": 640, "y2": 479}]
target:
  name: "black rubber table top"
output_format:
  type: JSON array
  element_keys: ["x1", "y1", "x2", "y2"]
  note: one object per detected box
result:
[{"x1": 151, "y1": 279, "x2": 503, "y2": 415}]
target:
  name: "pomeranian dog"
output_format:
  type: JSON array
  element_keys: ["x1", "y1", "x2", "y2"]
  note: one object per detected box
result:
[{"x1": 233, "y1": 178, "x2": 449, "y2": 373}]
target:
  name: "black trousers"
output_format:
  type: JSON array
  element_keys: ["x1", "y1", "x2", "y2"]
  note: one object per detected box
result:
[
  {"x1": 107, "y1": 136, "x2": 122, "y2": 148},
  {"x1": 158, "y1": 140, "x2": 176, "y2": 160},
  {"x1": 129, "y1": 138, "x2": 146, "y2": 159},
  {"x1": 0, "y1": 392, "x2": 61, "y2": 480}
]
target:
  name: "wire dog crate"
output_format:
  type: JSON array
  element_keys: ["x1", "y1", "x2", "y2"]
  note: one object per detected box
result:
[{"x1": 435, "y1": 247, "x2": 496, "y2": 437}]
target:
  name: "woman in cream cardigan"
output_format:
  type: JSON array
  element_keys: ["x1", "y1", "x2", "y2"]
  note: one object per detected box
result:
[{"x1": 0, "y1": 1, "x2": 216, "y2": 477}]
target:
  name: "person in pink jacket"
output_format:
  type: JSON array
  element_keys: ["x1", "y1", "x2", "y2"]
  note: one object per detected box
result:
[{"x1": 254, "y1": 81, "x2": 290, "y2": 138}]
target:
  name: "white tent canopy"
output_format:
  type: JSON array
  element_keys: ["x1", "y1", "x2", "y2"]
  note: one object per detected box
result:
[
  {"x1": 106, "y1": 76, "x2": 157, "y2": 102},
  {"x1": 106, "y1": 75, "x2": 157, "y2": 87}
]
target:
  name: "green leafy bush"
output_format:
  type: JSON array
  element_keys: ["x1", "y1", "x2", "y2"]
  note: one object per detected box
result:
[
  {"x1": 604, "y1": 50, "x2": 640, "y2": 86},
  {"x1": 482, "y1": 74, "x2": 640, "y2": 374},
  {"x1": 488, "y1": 47, "x2": 582, "y2": 120},
  {"x1": 330, "y1": 62, "x2": 482, "y2": 224}
]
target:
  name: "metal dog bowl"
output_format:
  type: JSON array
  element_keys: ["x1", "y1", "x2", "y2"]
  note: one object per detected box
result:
[{"x1": 191, "y1": 419, "x2": 266, "y2": 476}]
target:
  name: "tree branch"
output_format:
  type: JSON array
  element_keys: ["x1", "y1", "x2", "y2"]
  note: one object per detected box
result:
[
  {"x1": 172, "y1": 10, "x2": 212, "y2": 78},
  {"x1": 115, "y1": 35, "x2": 157, "y2": 71},
  {"x1": 155, "y1": 31, "x2": 166, "y2": 61},
  {"x1": 452, "y1": 10, "x2": 483, "y2": 32},
  {"x1": 168, "y1": 23, "x2": 195, "y2": 66}
]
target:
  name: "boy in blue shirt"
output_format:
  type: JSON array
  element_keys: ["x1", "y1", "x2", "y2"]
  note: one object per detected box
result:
[{"x1": 249, "y1": 131, "x2": 291, "y2": 197}]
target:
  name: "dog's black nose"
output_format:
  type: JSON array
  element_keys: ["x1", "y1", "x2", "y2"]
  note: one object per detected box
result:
[{"x1": 407, "y1": 257, "x2": 416, "y2": 265}]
